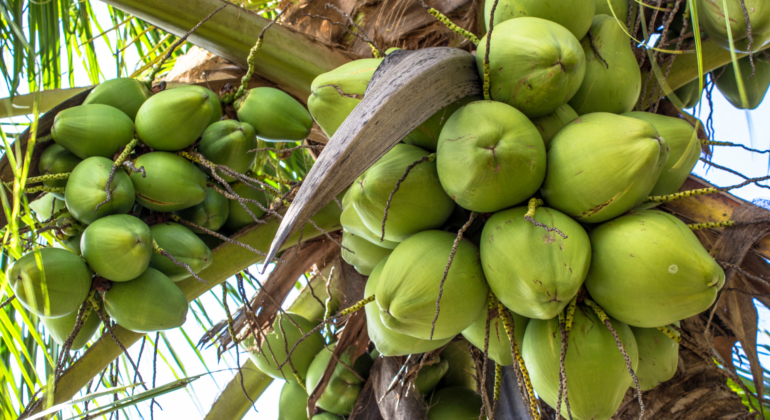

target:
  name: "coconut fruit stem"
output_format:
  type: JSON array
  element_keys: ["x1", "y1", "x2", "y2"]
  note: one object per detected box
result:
[
  {"x1": 94, "y1": 138, "x2": 140, "y2": 213},
  {"x1": 524, "y1": 198, "x2": 568, "y2": 239},
  {"x1": 16, "y1": 172, "x2": 71, "y2": 186},
  {"x1": 657, "y1": 325, "x2": 682, "y2": 343},
  {"x1": 152, "y1": 239, "x2": 207, "y2": 284},
  {"x1": 417, "y1": 0, "x2": 479, "y2": 45},
  {"x1": 556, "y1": 312, "x2": 574, "y2": 420},
  {"x1": 380, "y1": 153, "x2": 437, "y2": 242},
  {"x1": 23, "y1": 185, "x2": 65, "y2": 194},
  {"x1": 687, "y1": 220, "x2": 736, "y2": 230},
  {"x1": 498, "y1": 301, "x2": 540, "y2": 420}
]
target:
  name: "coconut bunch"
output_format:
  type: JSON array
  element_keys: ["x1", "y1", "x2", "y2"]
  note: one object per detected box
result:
[{"x1": 13, "y1": 77, "x2": 314, "y2": 348}]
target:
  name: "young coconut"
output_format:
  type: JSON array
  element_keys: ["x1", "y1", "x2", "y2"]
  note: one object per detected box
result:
[
  {"x1": 427, "y1": 387, "x2": 483, "y2": 420},
  {"x1": 54, "y1": 232, "x2": 82, "y2": 256},
  {"x1": 531, "y1": 104, "x2": 579, "y2": 150},
  {"x1": 523, "y1": 304, "x2": 639, "y2": 420},
  {"x1": 305, "y1": 344, "x2": 373, "y2": 415},
  {"x1": 568, "y1": 15, "x2": 642, "y2": 115},
  {"x1": 714, "y1": 54, "x2": 770, "y2": 110},
  {"x1": 65, "y1": 157, "x2": 135, "y2": 224},
  {"x1": 340, "y1": 193, "x2": 399, "y2": 249},
  {"x1": 632, "y1": 324, "x2": 680, "y2": 391},
  {"x1": 135, "y1": 88, "x2": 213, "y2": 151},
  {"x1": 174, "y1": 85, "x2": 222, "y2": 126},
  {"x1": 235, "y1": 87, "x2": 312, "y2": 142},
  {"x1": 594, "y1": 0, "x2": 636, "y2": 22},
  {"x1": 402, "y1": 96, "x2": 481, "y2": 152},
  {"x1": 222, "y1": 181, "x2": 270, "y2": 232},
  {"x1": 51, "y1": 104, "x2": 134, "y2": 159},
  {"x1": 341, "y1": 231, "x2": 393, "y2": 276},
  {"x1": 7, "y1": 248, "x2": 92, "y2": 318},
  {"x1": 197, "y1": 120, "x2": 258, "y2": 182},
  {"x1": 81, "y1": 214, "x2": 153, "y2": 282},
  {"x1": 475, "y1": 17, "x2": 586, "y2": 118},
  {"x1": 439, "y1": 339, "x2": 478, "y2": 391},
  {"x1": 436, "y1": 100, "x2": 546, "y2": 213},
  {"x1": 461, "y1": 296, "x2": 529, "y2": 366},
  {"x1": 149, "y1": 222, "x2": 212, "y2": 282},
  {"x1": 414, "y1": 356, "x2": 450, "y2": 395},
  {"x1": 279, "y1": 381, "x2": 310, "y2": 420},
  {"x1": 484, "y1": 0, "x2": 595, "y2": 40},
  {"x1": 375, "y1": 230, "x2": 488, "y2": 340},
  {"x1": 175, "y1": 187, "x2": 230, "y2": 233},
  {"x1": 40, "y1": 297, "x2": 102, "y2": 350},
  {"x1": 585, "y1": 210, "x2": 725, "y2": 328},
  {"x1": 38, "y1": 144, "x2": 81, "y2": 199},
  {"x1": 696, "y1": 0, "x2": 770, "y2": 53},
  {"x1": 130, "y1": 152, "x2": 207, "y2": 212},
  {"x1": 83, "y1": 77, "x2": 151, "y2": 120},
  {"x1": 670, "y1": 79, "x2": 702, "y2": 109},
  {"x1": 541, "y1": 113, "x2": 669, "y2": 223},
  {"x1": 104, "y1": 268, "x2": 189, "y2": 332}
]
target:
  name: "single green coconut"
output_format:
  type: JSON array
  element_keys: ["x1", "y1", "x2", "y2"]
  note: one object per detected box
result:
[
  {"x1": 349, "y1": 143, "x2": 454, "y2": 243},
  {"x1": 523, "y1": 305, "x2": 638, "y2": 420},
  {"x1": 340, "y1": 193, "x2": 399, "y2": 249},
  {"x1": 53, "y1": 232, "x2": 82, "y2": 256},
  {"x1": 568, "y1": 15, "x2": 642, "y2": 115},
  {"x1": 670, "y1": 79, "x2": 702, "y2": 109},
  {"x1": 475, "y1": 17, "x2": 586, "y2": 118},
  {"x1": 222, "y1": 181, "x2": 270, "y2": 232},
  {"x1": 174, "y1": 85, "x2": 222, "y2": 126},
  {"x1": 149, "y1": 222, "x2": 212, "y2": 282},
  {"x1": 29, "y1": 194, "x2": 66, "y2": 221},
  {"x1": 697, "y1": 0, "x2": 770, "y2": 53},
  {"x1": 65, "y1": 157, "x2": 135, "y2": 225},
  {"x1": 130, "y1": 152, "x2": 207, "y2": 212},
  {"x1": 427, "y1": 387, "x2": 483, "y2": 420},
  {"x1": 632, "y1": 324, "x2": 679, "y2": 391},
  {"x1": 531, "y1": 104, "x2": 579, "y2": 150},
  {"x1": 104, "y1": 268, "x2": 188, "y2": 333},
  {"x1": 714, "y1": 53, "x2": 770, "y2": 110},
  {"x1": 135, "y1": 88, "x2": 213, "y2": 151},
  {"x1": 7, "y1": 248, "x2": 92, "y2": 318},
  {"x1": 244, "y1": 312, "x2": 325, "y2": 383},
  {"x1": 541, "y1": 113, "x2": 669, "y2": 223},
  {"x1": 341, "y1": 231, "x2": 393, "y2": 276},
  {"x1": 485, "y1": 0, "x2": 595, "y2": 39},
  {"x1": 175, "y1": 187, "x2": 230, "y2": 233},
  {"x1": 376, "y1": 230, "x2": 488, "y2": 340},
  {"x1": 235, "y1": 87, "x2": 313, "y2": 142},
  {"x1": 585, "y1": 210, "x2": 725, "y2": 327},
  {"x1": 197, "y1": 120, "x2": 258, "y2": 182},
  {"x1": 38, "y1": 144, "x2": 81, "y2": 199},
  {"x1": 436, "y1": 100, "x2": 546, "y2": 212},
  {"x1": 414, "y1": 356, "x2": 450, "y2": 395},
  {"x1": 402, "y1": 96, "x2": 481, "y2": 152},
  {"x1": 279, "y1": 381, "x2": 310, "y2": 420},
  {"x1": 439, "y1": 340, "x2": 478, "y2": 391},
  {"x1": 81, "y1": 214, "x2": 153, "y2": 282},
  {"x1": 40, "y1": 297, "x2": 102, "y2": 350},
  {"x1": 83, "y1": 78, "x2": 152, "y2": 120},
  {"x1": 365, "y1": 258, "x2": 452, "y2": 356},
  {"x1": 461, "y1": 296, "x2": 529, "y2": 366},
  {"x1": 305, "y1": 344, "x2": 373, "y2": 415},
  {"x1": 623, "y1": 111, "x2": 701, "y2": 197},
  {"x1": 51, "y1": 104, "x2": 134, "y2": 159}
]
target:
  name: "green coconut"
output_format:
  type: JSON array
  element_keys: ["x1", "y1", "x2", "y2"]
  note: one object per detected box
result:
[
  {"x1": 585, "y1": 210, "x2": 725, "y2": 327},
  {"x1": 279, "y1": 381, "x2": 310, "y2": 420},
  {"x1": 349, "y1": 144, "x2": 454, "y2": 243},
  {"x1": 81, "y1": 214, "x2": 153, "y2": 282},
  {"x1": 7, "y1": 248, "x2": 91, "y2": 318},
  {"x1": 541, "y1": 113, "x2": 669, "y2": 223},
  {"x1": 697, "y1": 0, "x2": 770, "y2": 53},
  {"x1": 305, "y1": 344, "x2": 373, "y2": 415},
  {"x1": 149, "y1": 222, "x2": 212, "y2": 282},
  {"x1": 244, "y1": 312, "x2": 325, "y2": 383},
  {"x1": 38, "y1": 144, "x2": 81, "y2": 199},
  {"x1": 714, "y1": 53, "x2": 770, "y2": 110},
  {"x1": 222, "y1": 181, "x2": 270, "y2": 232},
  {"x1": 340, "y1": 193, "x2": 399, "y2": 249},
  {"x1": 623, "y1": 111, "x2": 701, "y2": 197},
  {"x1": 523, "y1": 305, "x2": 638, "y2": 420},
  {"x1": 130, "y1": 152, "x2": 207, "y2": 212},
  {"x1": 414, "y1": 356, "x2": 450, "y2": 395},
  {"x1": 485, "y1": 0, "x2": 595, "y2": 40},
  {"x1": 341, "y1": 231, "x2": 393, "y2": 276},
  {"x1": 135, "y1": 87, "x2": 212, "y2": 151},
  {"x1": 51, "y1": 104, "x2": 134, "y2": 159},
  {"x1": 436, "y1": 100, "x2": 546, "y2": 212},
  {"x1": 174, "y1": 85, "x2": 222, "y2": 126},
  {"x1": 461, "y1": 296, "x2": 529, "y2": 366},
  {"x1": 175, "y1": 187, "x2": 229, "y2": 233},
  {"x1": 235, "y1": 87, "x2": 313, "y2": 142},
  {"x1": 40, "y1": 298, "x2": 102, "y2": 350},
  {"x1": 197, "y1": 120, "x2": 258, "y2": 182},
  {"x1": 104, "y1": 268, "x2": 188, "y2": 333},
  {"x1": 632, "y1": 324, "x2": 679, "y2": 391},
  {"x1": 402, "y1": 96, "x2": 481, "y2": 152},
  {"x1": 670, "y1": 78, "x2": 702, "y2": 109},
  {"x1": 531, "y1": 104, "x2": 579, "y2": 150},
  {"x1": 439, "y1": 340, "x2": 478, "y2": 391},
  {"x1": 595, "y1": 0, "x2": 634, "y2": 22},
  {"x1": 475, "y1": 17, "x2": 586, "y2": 118},
  {"x1": 65, "y1": 157, "x2": 135, "y2": 225},
  {"x1": 83, "y1": 78, "x2": 152, "y2": 120},
  {"x1": 54, "y1": 232, "x2": 82, "y2": 256},
  {"x1": 568, "y1": 15, "x2": 642, "y2": 115},
  {"x1": 376, "y1": 230, "x2": 488, "y2": 340},
  {"x1": 365, "y1": 259, "x2": 452, "y2": 356},
  {"x1": 427, "y1": 387, "x2": 483, "y2": 420}
]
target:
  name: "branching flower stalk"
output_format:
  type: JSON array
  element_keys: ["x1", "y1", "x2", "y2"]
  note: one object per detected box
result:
[{"x1": 497, "y1": 301, "x2": 539, "y2": 420}]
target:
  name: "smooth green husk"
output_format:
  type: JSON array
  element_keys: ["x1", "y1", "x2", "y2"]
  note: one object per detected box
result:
[
  {"x1": 632, "y1": 324, "x2": 679, "y2": 391},
  {"x1": 480, "y1": 206, "x2": 591, "y2": 319},
  {"x1": 697, "y1": 0, "x2": 770, "y2": 53},
  {"x1": 340, "y1": 231, "x2": 392, "y2": 276},
  {"x1": 81, "y1": 214, "x2": 153, "y2": 282},
  {"x1": 365, "y1": 259, "x2": 451, "y2": 356},
  {"x1": 130, "y1": 152, "x2": 207, "y2": 212},
  {"x1": 414, "y1": 356, "x2": 449, "y2": 395},
  {"x1": 402, "y1": 96, "x2": 481, "y2": 152},
  {"x1": 714, "y1": 53, "x2": 770, "y2": 109},
  {"x1": 7, "y1": 248, "x2": 91, "y2": 318},
  {"x1": 427, "y1": 387, "x2": 483, "y2": 420},
  {"x1": 531, "y1": 104, "x2": 579, "y2": 150},
  {"x1": 65, "y1": 157, "x2": 135, "y2": 225},
  {"x1": 174, "y1": 85, "x2": 222, "y2": 126},
  {"x1": 670, "y1": 79, "x2": 702, "y2": 109},
  {"x1": 461, "y1": 296, "x2": 529, "y2": 366},
  {"x1": 222, "y1": 181, "x2": 270, "y2": 232},
  {"x1": 568, "y1": 15, "x2": 641, "y2": 115},
  {"x1": 523, "y1": 305, "x2": 638, "y2": 420},
  {"x1": 595, "y1": 0, "x2": 634, "y2": 22},
  {"x1": 244, "y1": 312, "x2": 324, "y2": 384},
  {"x1": 40, "y1": 298, "x2": 102, "y2": 350},
  {"x1": 135, "y1": 88, "x2": 212, "y2": 151},
  {"x1": 278, "y1": 381, "x2": 310, "y2": 420},
  {"x1": 541, "y1": 113, "x2": 669, "y2": 223},
  {"x1": 305, "y1": 344, "x2": 373, "y2": 415},
  {"x1": 38, "y1": 144, "x2": 81, "y2": 199},
  {"x1": 197, "y1": 120, "x2": 258, "y2": 182},
  {"x1": 83, "y1": 78, "x2": 151, "y2": 120},
  {"x1": 54, "y1": 232, "x2": 82, "y2": 256},
  {"x1": 340, "y1": 191, "x2": 399, "y2": 249},
  {"x1": 350, "y1": 143, "x2": 454, "y2": 242},
  {"x1": 484, "y1": 0, "x2": 595, "y2": 39},
  {"x1": 438, "y1": 340, "x2": 478, "y2": 391},
  {"x1": 175, "y1": 187, "x2": 230, "y2": 233},
  {"x1": 149, "y1": 222, "x2": 212, "y2": 282},
  {"x1": 585, "y1": 210, "x2": 725, "y2": 327},
  {"x1": 437, "y1": 100, "x2": 546, "y2": 212},
  {"x1": 623, "y1": 111, "x2": 701, "y2": 197},
  {"x1": 104, "y1": 268, "x2": 189, "y2": 333},
  {"x1": 235, "y1": 87, "x2": 313, "y2": 142},
  {"x1": 51, "y1": 104, "x2": 134, "y2": 159},
  {"x1": 475, "y1": 17, "x2": 586, "y2": 118},
  {"x1": 376, "y1": 230, "x2": 488, "y2": 340}
]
